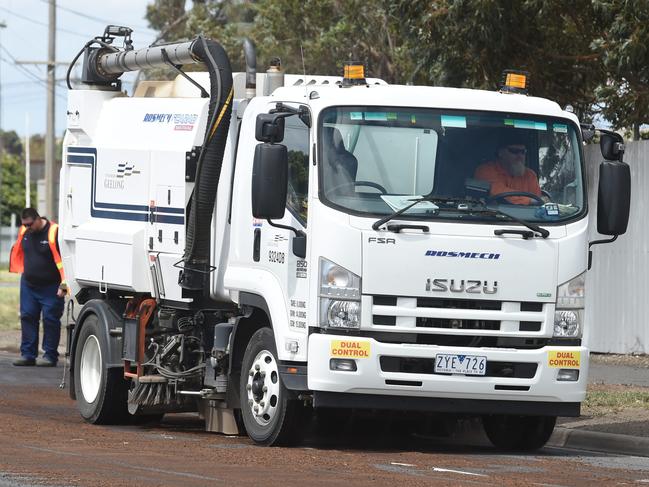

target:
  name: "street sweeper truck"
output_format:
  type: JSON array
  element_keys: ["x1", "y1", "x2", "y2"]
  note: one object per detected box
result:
[{"x1": 59, "y1": 26, "x2": 631, "y2": 449}]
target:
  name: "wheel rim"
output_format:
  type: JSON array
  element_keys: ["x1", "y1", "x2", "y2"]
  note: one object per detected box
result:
[
  {"x1": 245, "y1": 349, "x2": 280, "y2": 426},
  {"x1": 80, "y1": 334, "x2": 102, "y2": 404}
]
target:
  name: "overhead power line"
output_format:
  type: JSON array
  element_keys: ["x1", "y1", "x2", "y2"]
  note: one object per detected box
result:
[
  {"x1": 0, "y1": 49, "x2": 67, "y2": 102},
  {"x1": 39, "y1": 0, "x2": 156, "y2": 33},
  {"x1": 0, "y1": 6, "x2": 89, "y2": 38}
]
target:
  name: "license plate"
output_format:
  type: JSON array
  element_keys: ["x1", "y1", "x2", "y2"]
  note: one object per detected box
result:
[{"x1": 434, "y1": 354, "x2": 487, "y2": 376}]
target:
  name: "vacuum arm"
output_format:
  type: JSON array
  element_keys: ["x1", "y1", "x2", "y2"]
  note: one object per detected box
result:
[{"x1": 96, "y1": 41, "x2": 199, "y2": 75}]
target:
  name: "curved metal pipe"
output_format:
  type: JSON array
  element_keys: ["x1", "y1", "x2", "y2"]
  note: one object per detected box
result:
[
  {"x1": 242, "y1": 38, "x2": 256, "y2": 98},
  {"x1": 96, "y1": 41, "x2": 199, "y2": 76}
]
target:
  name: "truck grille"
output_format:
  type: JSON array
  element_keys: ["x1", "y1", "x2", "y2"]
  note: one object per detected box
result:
[
  {"x1": 368, "y1": 295, "x2": 550, "y2": 345},
  {"x1": 415, "y1": 317, "x2": 500, "y2": 330},
  {"x1": 417, "y1": 297, "x2": 502, "y2": 310}
]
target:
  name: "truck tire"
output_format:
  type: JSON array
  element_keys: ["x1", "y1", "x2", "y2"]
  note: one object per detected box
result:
[
  {"x1": 482, "y1": 414, "x2": 556, "y2": 451},
  {"x1": 74, "y1": 314, "x2": 129, "y2": 424},
  {"x1": 239, "y1": 327, "x2": 304, "y2": 446}
]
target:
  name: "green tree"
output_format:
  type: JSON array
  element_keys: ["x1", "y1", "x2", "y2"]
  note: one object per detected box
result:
[
  {"x1": 593, "y1": 0, "x2": 649, "y2": 140},
  {"x1": 251, "y1": 0, "x2": 412, "y2": 81},
  {"x1": 398, "y1": 0, "x2": 606, "y2": 120},
  {"x1": 145, "y1": 0, "x2": 412, "y2": 80},
  {"x1": 1, "y1": 130, "x2": 23, "y2": 156},
  {"x1": 146, "y1": 0, "x2": 188, "y2": 42},
  {"x1": 144, "y1": 0, "x2": 649, "y2": 139},
  {"x1": 1, "y1": 154, "x2": 36, "y2": 225}
]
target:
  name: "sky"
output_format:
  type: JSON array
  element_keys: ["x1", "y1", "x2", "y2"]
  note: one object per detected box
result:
[{"x1": 0, "y1": 0, "x2": 161, "y2": 137}]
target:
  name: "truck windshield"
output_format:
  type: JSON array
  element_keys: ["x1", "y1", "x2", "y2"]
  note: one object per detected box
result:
[{"x1": 318, "y1": 106, "x2": 585, "y2": 224}]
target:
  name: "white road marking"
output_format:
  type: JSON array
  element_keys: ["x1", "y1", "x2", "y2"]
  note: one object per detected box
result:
[
  {"x1": 431, "y1": 467, "x2": 488, "y2": 477},
  {"x1": 391, "y1": 462, "x2": 416, "y2": 467}
]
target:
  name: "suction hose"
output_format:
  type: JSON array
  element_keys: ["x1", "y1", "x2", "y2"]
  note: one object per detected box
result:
[{"x1": 179, "y1": 37, "x2": 233, "y2": 291}]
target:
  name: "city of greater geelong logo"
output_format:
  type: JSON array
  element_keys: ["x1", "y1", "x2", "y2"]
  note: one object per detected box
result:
[
  {"x1": 116, "y1": 163, "x2": 140, "y2": 178},
  {"x1": 425, "y1": 250, "x2": 501, "y2": 260},
  {"x1": 104, "y1": 163, "x2": 140, "y2": 189}
]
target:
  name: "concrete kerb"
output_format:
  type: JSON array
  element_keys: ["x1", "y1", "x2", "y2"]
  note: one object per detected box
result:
[{"x1": 550, "y1": 427, "x2": 649, "y2": 457}]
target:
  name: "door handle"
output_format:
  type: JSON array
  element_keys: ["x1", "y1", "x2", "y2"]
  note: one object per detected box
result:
[{"x1": 253, "y1": 228, "x2": 261, "y2": 262}]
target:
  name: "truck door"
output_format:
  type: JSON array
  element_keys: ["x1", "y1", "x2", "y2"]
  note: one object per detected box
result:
[{"x1": 257, "y1": 112, "x2": 311, "y2": 334}]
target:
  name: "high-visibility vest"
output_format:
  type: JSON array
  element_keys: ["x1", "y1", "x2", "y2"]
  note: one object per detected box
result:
[{"x1": 9, "y1": 221, "x2": 65, "y2": 283}]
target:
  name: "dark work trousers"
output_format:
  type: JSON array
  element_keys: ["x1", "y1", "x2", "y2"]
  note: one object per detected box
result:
[{"x1": 19, "y1": 277, "x2": 64, "y2": 362}]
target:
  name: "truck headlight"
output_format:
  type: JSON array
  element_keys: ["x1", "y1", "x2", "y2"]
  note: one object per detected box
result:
[
  {"x1": 319, "y1": 259, "x2": 361, "y2": 329},
  {"x1": 554, "y1": 273, "x2": 585, "y2": 338},
  {"x1": 554, "y1": 310, "x2": 581, "y2": 337}
]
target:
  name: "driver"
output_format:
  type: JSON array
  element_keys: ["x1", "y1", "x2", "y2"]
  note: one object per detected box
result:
[{"x1": 474, "y1": 132, "x2": 542, "y2": 205}]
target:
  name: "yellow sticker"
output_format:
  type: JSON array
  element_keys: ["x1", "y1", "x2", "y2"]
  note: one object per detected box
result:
[
  {"x1": 330, "y1": 340, "x2": 370, "y2": 359},
  {"x1": 548, "y1": 350, "x2": 580, "y2": 369}
]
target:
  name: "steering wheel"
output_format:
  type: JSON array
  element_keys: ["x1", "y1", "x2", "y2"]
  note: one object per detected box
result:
[
  {"x1": 486, "y1": 191, "x2": 545, "y2": 205},
  {"x1": 326, "y1": 181, "x2": 388, "y2": 195},
  {"x1": 354, "y1": 181, "x2": 388, "y2": 194}
]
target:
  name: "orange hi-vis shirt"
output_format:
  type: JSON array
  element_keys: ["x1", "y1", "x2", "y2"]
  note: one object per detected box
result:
[{"x1": 474, "y1": 160, "x2": 542, "y2": 205}]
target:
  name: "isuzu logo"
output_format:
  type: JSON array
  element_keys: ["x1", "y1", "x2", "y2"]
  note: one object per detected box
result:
[{"x1": 426, "y1": 278, "x2": 498, "y2": 294}]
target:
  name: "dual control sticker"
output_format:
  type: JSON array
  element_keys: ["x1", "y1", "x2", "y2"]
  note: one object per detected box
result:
[
  {"x1": 330, "y1": 340, "x2": 370, "y2": 359},
  {"x1": 548, "y1": 350, "x2": 580, "y2": 369}
]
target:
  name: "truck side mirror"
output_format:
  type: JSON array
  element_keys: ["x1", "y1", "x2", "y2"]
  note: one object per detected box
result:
[
  {"x1": 600, "y1": 132, "x2": 625, "y2": 162},
  {"x1": 251, "y1": 143, "x2": 288, "y2": 219},
  {"x1": 597, "y1": 160, "x2": 630, "y2": 236},
  {"x1": 255, "y1": 113, "x2": 285, "y2": 143}
]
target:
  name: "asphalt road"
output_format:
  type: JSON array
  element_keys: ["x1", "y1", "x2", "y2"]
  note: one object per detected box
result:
[{"x1": 1, "y1": 352, "x2": 648, "y2": 487}]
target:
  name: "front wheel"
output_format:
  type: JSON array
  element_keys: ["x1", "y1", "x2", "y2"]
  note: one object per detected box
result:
[
  {"x1": 74, "y1": 314, "x2": 128, "y2": 424},
  {"x1": 482, "y1": 414, "x2": 556, "y2": 451},
  {"x1": 239, "y1": 328, "x2": 304, "y2": 446}
]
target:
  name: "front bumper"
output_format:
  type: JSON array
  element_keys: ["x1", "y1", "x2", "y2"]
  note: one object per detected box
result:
[{"x1": 307, "y1": 333, "x2": 588, "y2": 407}]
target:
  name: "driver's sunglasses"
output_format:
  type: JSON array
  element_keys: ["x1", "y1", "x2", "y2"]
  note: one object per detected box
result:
[
  {"x1": 22, "y1": 221, "x2": 34, "y2": 228},
  {"x1": 506, "y1": 147, "x2": 527, "y2": 156}
]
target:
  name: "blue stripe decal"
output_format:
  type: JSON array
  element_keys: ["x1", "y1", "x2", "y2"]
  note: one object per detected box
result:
[
  {"x1": 154, "y1": 207, "x2": 185, "y2": 214},
  {"x1": 66, "y1": 146, "x2": 185, "y2": 225},
  {"x1": 68, "y1": 147, "x2": 96, "y2": 154},
  {"x1": 93, "y1": 201, "x2": 150, "y2": 212},
  {"x1": 68, "y1": 154, "x2": 94, "y2": 164},
  {"x1": 156, "y1": 214, "x2": 185, "y2": 224}
]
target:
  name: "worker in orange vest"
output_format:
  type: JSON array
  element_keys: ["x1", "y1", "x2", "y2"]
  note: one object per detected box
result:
[{"x1": 9, "y1": 208, "x2": 66, "y2": 367}]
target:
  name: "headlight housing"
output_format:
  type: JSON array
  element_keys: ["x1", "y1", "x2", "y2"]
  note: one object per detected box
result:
[
  {"x1": 556, "y1": 273, "x2": 585, "y2": 309},
  {"x1": 319, "y1": 258, "x2": 361, "y2": 329},
  {"x1": 554, "y1": 273, "x2": 585, "y2": 338}
]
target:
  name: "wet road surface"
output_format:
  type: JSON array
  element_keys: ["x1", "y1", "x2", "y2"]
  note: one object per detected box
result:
[{"x1": 1, "y1": 352, "x2": 648, "y2": 487}]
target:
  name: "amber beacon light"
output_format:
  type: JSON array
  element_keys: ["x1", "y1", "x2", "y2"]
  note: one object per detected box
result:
[
  {"x1": 342, "y1": 62, "x2": 366, "y2": 86},
  {"x1": 500, "y1": 69, "x2": 530, "y2": 94}
]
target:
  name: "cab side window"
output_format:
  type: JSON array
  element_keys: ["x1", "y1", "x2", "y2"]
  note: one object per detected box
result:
[{"x1": 284, "y1": 116, "x2": 310, "y2": 225}]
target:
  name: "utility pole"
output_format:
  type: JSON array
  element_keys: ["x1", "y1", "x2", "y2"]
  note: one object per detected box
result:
[
  {"x1": 25, "y1": 114, "x2": 30, "y2": 207},
  {"x1": 45, "y1": 0, "x2": 56, "y2": 219},
  {"x1": 0, "y1": 20, "x2": 6, "y2": 263}
]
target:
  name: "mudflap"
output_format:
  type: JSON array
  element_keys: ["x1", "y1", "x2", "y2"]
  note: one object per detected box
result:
[{"x1": 198, "y1": 399, "x2": 240, "y2": 435}]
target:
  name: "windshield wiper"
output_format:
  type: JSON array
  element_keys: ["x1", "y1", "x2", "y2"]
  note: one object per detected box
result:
[
  {"x1": 372, "y1": 196, "x2": 549, "y2": 238},
  {"x1": 371, "y1": 195, "x2": 448, "y2": 230},
  {"x1": 468, "y1": 208, "x2": 549, "y2": 238}
]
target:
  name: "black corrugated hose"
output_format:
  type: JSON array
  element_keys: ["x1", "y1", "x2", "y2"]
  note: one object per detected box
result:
[{"x1": 180, "y1": 36, "x2": 233, "y2": 291}]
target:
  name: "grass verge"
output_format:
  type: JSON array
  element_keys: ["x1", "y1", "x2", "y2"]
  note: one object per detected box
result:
[
  {"x1": 0, "y1": 269, "x2": 20, "y2": 331},
  {"x1": 584, "y1": 384, "x2": 649, "y2": 416},
  {"x1": 0, "y1": 269, "x2": 19, "y2": 283}
]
